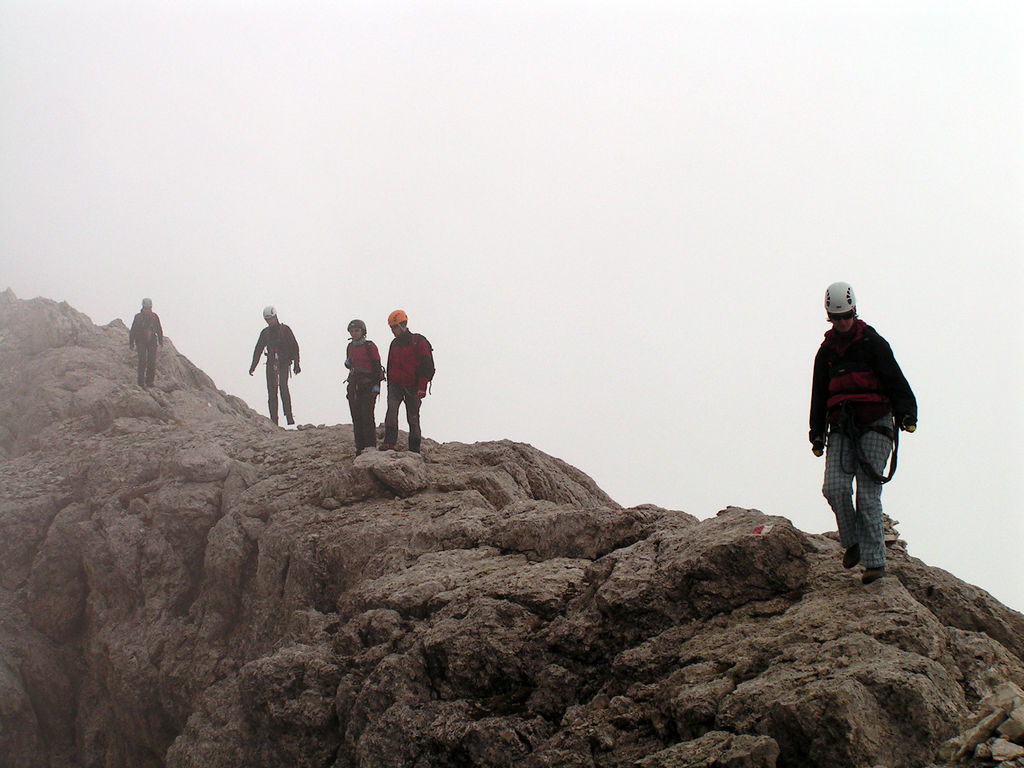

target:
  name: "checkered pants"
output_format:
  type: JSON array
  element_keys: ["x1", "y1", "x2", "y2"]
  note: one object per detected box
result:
[{"x1": 823, "y1": 416, "x2": 894, "y2": 569}]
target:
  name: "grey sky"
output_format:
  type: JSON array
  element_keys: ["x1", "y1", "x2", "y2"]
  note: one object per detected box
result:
[{"x1": 3, "y1": 1, "x2": 1022, "y2": 611}]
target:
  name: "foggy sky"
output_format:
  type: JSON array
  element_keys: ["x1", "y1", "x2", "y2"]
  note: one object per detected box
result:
[{"x1": 3, "y1": 1, "x2": 1022, "y2": 612}]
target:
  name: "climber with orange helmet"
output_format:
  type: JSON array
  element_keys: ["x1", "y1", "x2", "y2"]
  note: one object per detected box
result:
[
  {"x1": 809, "y1": 282, "x2": 916, "y2": 585},
  {"x1": 381, "y1": 310, "x2": 434, "y2": 452}
]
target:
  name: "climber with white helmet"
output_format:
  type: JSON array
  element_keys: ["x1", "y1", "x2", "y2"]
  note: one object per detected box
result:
[
  {"x1": 249, "y1": 305, "x2": 301, "y2": 426},
  {"x1": 809, "y1": 282, "x2": 917, "y2": 585},
  {"x1": 128, "y1": 297, "x2": 163, "y2": 388}
]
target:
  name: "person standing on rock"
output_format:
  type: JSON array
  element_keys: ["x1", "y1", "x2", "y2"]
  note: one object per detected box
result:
[
  {"x1": 809, "y1": 282, "x2": 917, "y2": 585},
  {"x1": 128, "y1": 297, "x2": 163, "y2": 388},
  {"x1": 345, "y1": 319, "x2": 385, "y2": 455},
  {"x1": 249, "y1": 305, "x2": 300, "y2": 426},
  {"x1": 382, "y1": 310, "x2": 434, "y2": 452}
]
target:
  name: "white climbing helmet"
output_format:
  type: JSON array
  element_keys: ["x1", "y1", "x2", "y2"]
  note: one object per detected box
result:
[
  {"x1": 262, "y1": 305, "x2": 277, "y2": 319},
  {"x1": 824, "y1": 282, "x2": 856, "y2": 317}
]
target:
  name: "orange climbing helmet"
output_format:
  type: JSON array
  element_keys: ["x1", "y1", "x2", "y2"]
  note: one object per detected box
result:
[{"x1": 388, "y1": 309, "x2": 408, "y2": 327}]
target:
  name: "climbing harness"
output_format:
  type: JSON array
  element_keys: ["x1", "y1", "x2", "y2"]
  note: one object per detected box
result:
[{"x1": 833, "y1": 401, "x2": 900, "y2": 484}]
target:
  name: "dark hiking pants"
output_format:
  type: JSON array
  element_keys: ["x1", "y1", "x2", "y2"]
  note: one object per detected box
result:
[
  {"x1": 384, "y1": 384, "x2": 421, "y2": 452},
  {"x1": 348, "y1": 383, "x2": 377, "y2": 452},
  {"x1": 265, "y1": 359, "x2": 293, "y2": 424},
  {"x1": 137, "y1": 341, "x2": 158, "y2": 387}
]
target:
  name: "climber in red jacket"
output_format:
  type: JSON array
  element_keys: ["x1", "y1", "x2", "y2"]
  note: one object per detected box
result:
[
  {"x1": 345, "y1": 319, "x2": 384, "y2": 456},
  {"x1": 381, "y1": 310, "x2": 434, "y2": 453}
]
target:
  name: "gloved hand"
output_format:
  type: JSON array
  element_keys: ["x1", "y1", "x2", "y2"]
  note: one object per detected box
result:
[
  {"x1": 248, "y1": 367, "x2": 255, "y2": 376},
  {"x1": 293, "y1": 362, "x2": 301, "y2": 375},
  {"x1": 417, "y1": 388, "x2": 427, "y2": 399},
  {"x1": 371, "y1": 384, "x2": 380, "y2": 395},
  {"x1": 344, "y1": 358, "x2": 352, "y2": 369},
  {"x1": 811, "y1": 436, "x2": 825, "y2": 457},
  {"x1": 900, "y1": 415, "x2": 917, "y2": 433}
]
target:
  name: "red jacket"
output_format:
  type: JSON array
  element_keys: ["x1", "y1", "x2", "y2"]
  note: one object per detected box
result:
[
  {"x1": 387, "y1": 331, "x2": 434, "y2": 390},
  {"x1": 346, "y1": 341, "x2": 383, "y2": 386}
]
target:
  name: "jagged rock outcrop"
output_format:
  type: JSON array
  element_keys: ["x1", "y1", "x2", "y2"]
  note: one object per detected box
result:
[{"x1": 1, "y1": 289, "x2": 1023, "y2": 768}]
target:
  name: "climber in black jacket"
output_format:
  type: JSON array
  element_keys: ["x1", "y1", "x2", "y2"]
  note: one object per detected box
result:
[
  {"x1": 249, "y1": 305, "x2": 300, "y2": 426},
  {"x1": 809, "y1": 282, "x2": 917, "y2": 585}
]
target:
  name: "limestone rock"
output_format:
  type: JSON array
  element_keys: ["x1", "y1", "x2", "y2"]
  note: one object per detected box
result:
[
  {"x1": 354, "y1": 448, "x2": 429, "y2": 496},
  {"x1": 999, "y1": 705, "x2": 1024, "y2": 741},
  {"x1": 992, "y1": 737, "x2": 1024, "y2": 761},
  {"x1": 636, "y1": 731, "x2": 780, "y2": 768},
  {"x1": 2, "y1": 292, "x2": 1024, "y2": 768},
  {"x1": 166, "y1": 442, "x2": 233, "y2": 483},
  {"x1": 957, "y1": 709, "x2": 1008, "y2": 759},
  {"x1": 936, "y1": 680, "x2": 1024, "y2": 763},
  {"x1": 980, "y1": 681, "x2": 1024, "y2": 715}
]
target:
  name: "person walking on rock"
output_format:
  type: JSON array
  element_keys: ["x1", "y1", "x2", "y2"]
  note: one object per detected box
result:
[
  {"x1": 382, "y1": 310, "x2": 434, "y2": 452},
  {"x1": 249, "y1": 305, "x2": 300, "y2": 426},
  {"x1": 128, "y1": 297, "x2": 163, "y2": 388},
  {"x1": 809, "y1": 282, "x2": 917, "y2": 584},
  {"x1": 345, "y1": 318, "x2": 384, "y2": 455}
]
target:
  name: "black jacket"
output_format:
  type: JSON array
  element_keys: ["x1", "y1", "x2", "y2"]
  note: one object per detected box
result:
[
  {"x1": 129, "y1": 310, "x2": 163, "y2": 348},
  {"x1": 809, "y1": 321, "x2": 916, "y2": 441},
  {"x1": 250, "y1": 323, "x2": 300, "y2": 371}
]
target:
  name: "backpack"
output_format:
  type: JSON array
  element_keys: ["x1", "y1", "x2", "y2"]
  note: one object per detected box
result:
[
  {"x1": 134, "y1": 312, "x2": 157, "y2": 344},
  {"x1": 413, "y1": 334, "x2": 435, "y2": 393}
]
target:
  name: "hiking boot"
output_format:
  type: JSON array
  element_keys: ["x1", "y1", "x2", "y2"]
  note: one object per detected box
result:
[
  {"x1": 861, "y1": 567, "x2": 886, "y2": 584},
  {"x1": 380, "y1": 443, "x2": 395, "y2": 451},
  {"x1": 842, "y1": 544, "x2": 860, "y2": 569},
  {"x1": 286, "y1": 415, "x2": 295, "y2": 425}
]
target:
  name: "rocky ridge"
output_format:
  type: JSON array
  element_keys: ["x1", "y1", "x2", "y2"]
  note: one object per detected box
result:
[{"x1": 1, "y1": 289, "x2": 1022, "y2": 768}]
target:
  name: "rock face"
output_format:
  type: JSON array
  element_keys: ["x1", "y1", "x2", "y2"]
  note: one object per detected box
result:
[{"x1": 1, "y1": 289, "x2": 1023, "y2": 768}]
